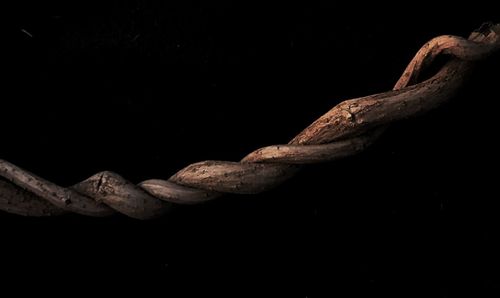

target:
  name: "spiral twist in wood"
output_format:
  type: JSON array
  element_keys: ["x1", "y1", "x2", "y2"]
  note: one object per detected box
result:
[{"x1": 1, "y1": 24, "x2": 499, "y2": 219}]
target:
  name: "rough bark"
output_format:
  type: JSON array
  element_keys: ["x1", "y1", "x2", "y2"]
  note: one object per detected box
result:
[{"x1": 1, "y1": 23, "x2": 498, "y2": 218}]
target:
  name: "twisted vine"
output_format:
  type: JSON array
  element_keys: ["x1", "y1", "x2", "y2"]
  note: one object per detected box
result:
[{"x1": 1, "y1": 24, "x2": 499, "y2": 219}]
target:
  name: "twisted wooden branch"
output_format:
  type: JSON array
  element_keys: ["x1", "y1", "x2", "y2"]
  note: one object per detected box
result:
[{"x1": 1, "y1": 24, "x2": 499, "y2": 219}]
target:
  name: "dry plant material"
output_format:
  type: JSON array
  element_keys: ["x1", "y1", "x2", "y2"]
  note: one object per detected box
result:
[{"x1": 1, "y1": 24, "x2": 499, "y2": 219}]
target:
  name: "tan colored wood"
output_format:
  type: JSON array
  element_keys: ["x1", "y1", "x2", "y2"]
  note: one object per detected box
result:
[{"x1": 1, "y1": 24, "x2": 498, "y2": 218}]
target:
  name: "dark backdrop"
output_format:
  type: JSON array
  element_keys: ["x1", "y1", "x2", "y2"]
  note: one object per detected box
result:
[{"x1": 3, "y1": 2, "x2": 500, "y2": 297}]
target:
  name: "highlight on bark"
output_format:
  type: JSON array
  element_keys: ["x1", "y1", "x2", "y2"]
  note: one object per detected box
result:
[{"x1": 1, "y1": 23, "x2": 499, "y2": 219}]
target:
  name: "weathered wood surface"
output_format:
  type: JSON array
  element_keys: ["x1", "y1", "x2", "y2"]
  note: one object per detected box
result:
[{"x1": 1, "y1": 24, "x2": 498, "y2": 219}]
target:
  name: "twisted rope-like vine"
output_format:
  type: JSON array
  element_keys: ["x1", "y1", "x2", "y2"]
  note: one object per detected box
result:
[{"x1": 1, "y1": 24, "x2": 499, "y2": 219}]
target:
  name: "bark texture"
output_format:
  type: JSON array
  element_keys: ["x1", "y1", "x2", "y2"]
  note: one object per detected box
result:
[{"x1": 1, "y1": 24, "x2": 499, "y2": 219}]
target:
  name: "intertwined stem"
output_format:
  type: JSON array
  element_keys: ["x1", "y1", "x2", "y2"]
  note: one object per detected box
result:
[{"x1": 1, "y1": 24, "x2": 499, "y2": 219}]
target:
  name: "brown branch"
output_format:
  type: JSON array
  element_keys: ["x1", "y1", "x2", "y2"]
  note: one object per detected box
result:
[{"x1": 1, "y1": 23, "x2": 499, "y2": 219}]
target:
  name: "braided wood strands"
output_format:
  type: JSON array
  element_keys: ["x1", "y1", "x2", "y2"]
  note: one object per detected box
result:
[{"x1": 1, "y1": 23, "x2": 499, "y2": 219}]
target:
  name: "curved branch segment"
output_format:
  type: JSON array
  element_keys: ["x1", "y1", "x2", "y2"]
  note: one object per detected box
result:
[{"x1": 1, "y1": 23, "x2": 499, "y2": 219}]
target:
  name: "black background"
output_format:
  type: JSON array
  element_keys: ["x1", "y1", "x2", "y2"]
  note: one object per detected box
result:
[{"x1": 2, "y1": 2, "x2": 500, "y2": 297}]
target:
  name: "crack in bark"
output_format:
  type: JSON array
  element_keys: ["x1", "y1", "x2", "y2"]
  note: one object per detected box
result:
[{"x1": 0, "y1": 23, "x2": 499, "y2": 219}]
